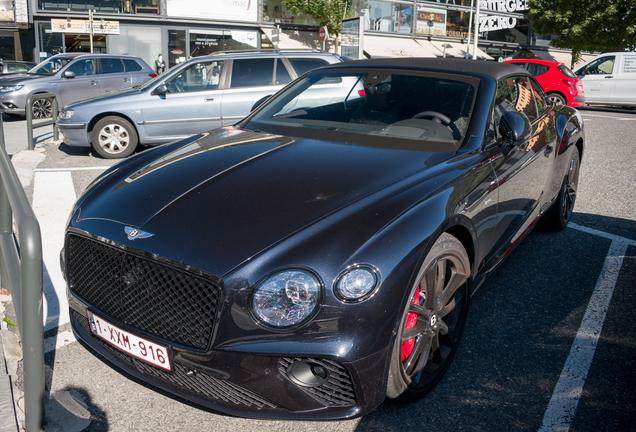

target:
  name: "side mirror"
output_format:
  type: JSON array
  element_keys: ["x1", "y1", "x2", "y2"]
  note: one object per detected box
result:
[
  {"x1": 499, "y1": 111, "x2": 532, "y2": 144},
  {"x1": 63, "y1": 70, "x2": 76, "y2": 79},
  {"x1": 151, "y1": 83, "x2": 168, "y2": 96},
  {"x1": 251, "y1": 95, "x2": 272, "y2": 112}
]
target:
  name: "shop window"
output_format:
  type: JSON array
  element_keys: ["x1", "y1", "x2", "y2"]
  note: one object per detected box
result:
[
  {"x1": 38, "y1": 0, "x2": 160, "y2": 14},
  {"x1": 362, "y1": 1, "x2": 413, "y2": 34}
]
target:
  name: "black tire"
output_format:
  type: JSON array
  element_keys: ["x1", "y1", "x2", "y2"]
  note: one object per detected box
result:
[
  {"x1": 543, "y1": 146, "x2": 580, "y2": 231},
  {"x1": 547, "y1": 92, "x2": 567, "y2": 106},
  {"x1": 32, "y1": 96, "x2": 52, "y2": 119},
  {"x1": 386, "y1": 233, "x2": 470, "y2": 402},
  {"x1": 91, "y1": 116, "x2": 138, "y2": 159}
]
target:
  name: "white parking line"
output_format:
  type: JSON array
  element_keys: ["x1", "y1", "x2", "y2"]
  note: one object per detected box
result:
[
  {"x1": 580, "y1": 113, "x2": 636, "y2": 121},
  {"x1": 539, "y1": 233, "x2": 630, "y2": 432},
  {"x1": 32, "y1": 171, "x2": 77, "y2": 332}
]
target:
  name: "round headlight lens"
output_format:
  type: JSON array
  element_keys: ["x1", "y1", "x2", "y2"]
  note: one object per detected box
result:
[
  {"x1": 251, "y1": 269, "x2": 321, "y2": 328},
  {"x1": 335, "y1": 266, "x2": 379, "y2": 301}
]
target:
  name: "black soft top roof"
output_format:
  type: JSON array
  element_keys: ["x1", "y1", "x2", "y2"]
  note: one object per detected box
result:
[{"x1": 329, "y1": 57, "x2": 531, "y2": 81}]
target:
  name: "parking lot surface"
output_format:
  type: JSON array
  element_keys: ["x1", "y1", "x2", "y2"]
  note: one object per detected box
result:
[{"x1": 1, "y1": 107, "x2": 635, "y2": 431}]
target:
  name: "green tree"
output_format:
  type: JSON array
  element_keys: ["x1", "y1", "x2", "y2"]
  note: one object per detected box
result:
[
  {"x1": 529, "y1": 0, "x2": 636, "y2": 66},
  {"x1": 281, "y1": 0, "x2": 354, "y2": 50}
]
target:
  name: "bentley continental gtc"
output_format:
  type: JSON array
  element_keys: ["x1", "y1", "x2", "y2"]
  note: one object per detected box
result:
[{"x1": 62, "y1": 58, "x2": 584, "y2": 420}]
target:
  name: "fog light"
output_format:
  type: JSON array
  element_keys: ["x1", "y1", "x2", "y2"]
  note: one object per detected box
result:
[{"x1": 287, "y1": 361, "x2": 330, "y2": 387}]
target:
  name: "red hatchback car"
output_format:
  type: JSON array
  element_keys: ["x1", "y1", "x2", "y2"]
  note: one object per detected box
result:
[{"x1": 504, "y1": 59, "x2": 585, "y2": 107}]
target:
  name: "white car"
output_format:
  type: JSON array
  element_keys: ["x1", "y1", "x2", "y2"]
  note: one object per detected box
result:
[{"x1": 574, "y1": 52, "x2": 636, "y2": 107}]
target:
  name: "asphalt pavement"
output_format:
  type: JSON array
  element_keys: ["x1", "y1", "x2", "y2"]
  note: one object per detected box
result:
[{"x1": 0, "y1": 107, "x2": 635, "y2": 432}]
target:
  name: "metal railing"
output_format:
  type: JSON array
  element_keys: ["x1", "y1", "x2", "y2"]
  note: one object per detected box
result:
[
  {"x1": 0, "y1": 115, "x2": 45, "y2": 431},
  {"x1": 26, "y1": 92, "x2": 59, "y2": 150}
]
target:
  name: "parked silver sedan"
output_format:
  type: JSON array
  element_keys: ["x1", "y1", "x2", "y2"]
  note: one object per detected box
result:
[
  {"x1": 56, "y1": 50, "x2": 343, "y2": 158},
  {"x1": 0, "y1": 53, "x2": 156, "y2": 118}
]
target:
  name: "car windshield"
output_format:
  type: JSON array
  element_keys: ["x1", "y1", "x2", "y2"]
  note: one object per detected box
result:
[
  {"x1": 29, "y1": 57, "x2": 75, "y2": 75},
  {"x1": 244, "y1": 70, "x2": 477, "y2": 147}
]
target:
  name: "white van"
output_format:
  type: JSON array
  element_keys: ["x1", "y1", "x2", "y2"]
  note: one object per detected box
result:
[{"x1": 573, "y1": 52, "x2": 636, "y2": 107}]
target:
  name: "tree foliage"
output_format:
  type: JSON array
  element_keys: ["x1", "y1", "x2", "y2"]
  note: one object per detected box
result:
[
  {"x1": 529, "y1": 0, "x2": 636, "y2": 64},
  {"x1": 281, "y1": 0, "x2": 354, "y2": 39}
]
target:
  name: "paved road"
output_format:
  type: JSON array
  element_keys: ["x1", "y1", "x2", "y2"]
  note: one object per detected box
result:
[{"x1": 3, "y1": 107, "x2": 636, "y2": 431}]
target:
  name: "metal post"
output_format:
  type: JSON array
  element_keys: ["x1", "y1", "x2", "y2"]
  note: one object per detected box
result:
[
  {"x1": 89, "y1": 9, "x2": 94, "y2": 53},
  {"x1": 466, "y1": 6, "x2": 473, "y2": 58},
  {"x1": 472, "y1": 0, "x2": 482, "y2": 60}
]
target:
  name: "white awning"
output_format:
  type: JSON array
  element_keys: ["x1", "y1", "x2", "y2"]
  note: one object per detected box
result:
[
  {"x1": 261, "y1": 28, "x2": 326, "y2": 51},
  {"x1": 362, "y1": 35, "x2": 437, "y2": 58}
]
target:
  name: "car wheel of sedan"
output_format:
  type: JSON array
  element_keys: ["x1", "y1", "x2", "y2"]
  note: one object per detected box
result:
[
  {"x1": 91, "y1": 116, "x2": 138, "y2": 159},
  {"x1": 544, "y1": 146, "x2": 580, "y2": 231},
  {"x1": 31, "y1": 97, "x2": 52, "y2": 119},
  {"x1": 547, "y1": 92, "x2": 567, "y2": 106},
  {"x1": 386, "y1": 233, "x2": 470, "y2": 401}
]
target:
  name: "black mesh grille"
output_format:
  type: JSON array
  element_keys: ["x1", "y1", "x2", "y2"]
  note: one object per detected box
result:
[
  {"x1": 67, "y1": 234, "x2": 220, "y2": 351},
  {"x1": 73, "y1": 311, "x2": 275, "y2": 409},
  {"x1": 279, "y1": 357, "x2": 356, "y2": 407}
]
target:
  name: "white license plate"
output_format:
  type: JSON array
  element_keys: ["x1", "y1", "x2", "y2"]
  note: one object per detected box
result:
[{"x1": 87, "y1": 311, "x2": 171, "y2": 371}]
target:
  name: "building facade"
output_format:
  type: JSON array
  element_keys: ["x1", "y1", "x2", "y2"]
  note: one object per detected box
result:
[{"x1": 0, "y1": 0, "x2": 573, "y2": 69}]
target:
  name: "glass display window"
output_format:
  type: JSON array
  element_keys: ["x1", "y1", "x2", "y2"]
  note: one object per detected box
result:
[{"x1": 361, "y1": 1, "x2": 413, "y2": 34}]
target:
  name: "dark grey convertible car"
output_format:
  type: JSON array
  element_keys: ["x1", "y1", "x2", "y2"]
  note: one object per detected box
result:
[{"x1": 62, "y1": 58, "x2": 584, "y2": 420}]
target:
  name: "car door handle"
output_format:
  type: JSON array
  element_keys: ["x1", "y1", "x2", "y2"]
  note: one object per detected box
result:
[
  {"x1": 205, "y1": 97, "x2": 215, "y2": 102},
  {"x1": 605, "y1": 75, "x2": 614, "y2": 79},
  {"x1": 123, "y1": 77, "x2": 130, "y2": 82},
  {"x1": 544, "y1": 145, "x2": 554, "y2": 156},
  {"x1": 90, "y1": 80, "x2": 98, "y2": 85}
]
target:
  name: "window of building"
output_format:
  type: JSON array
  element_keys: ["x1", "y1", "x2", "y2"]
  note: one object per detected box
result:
[
  {"x1": 263, "y1": 0, "x2": 321, "y2": 25},
  {"x1": 38, "y1": 0, "x2": 160, "y2": 15},
  {"x1": 362, "y1": 1, "x2": 413, "y2": 34}
]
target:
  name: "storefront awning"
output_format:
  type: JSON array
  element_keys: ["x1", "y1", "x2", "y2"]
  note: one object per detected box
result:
[
  {"x1": 261, "y1": 28, "x2": 325, "y2": 51},
  {"x1": 362, "y1": 35, "x2": 437, "y2": 58}
]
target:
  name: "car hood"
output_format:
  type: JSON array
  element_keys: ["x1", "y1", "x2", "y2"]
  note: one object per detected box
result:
[
  {"x1": 72, "y1": 127, "x2": 440, "y2": 277},
  {"x1": 0, "y1": 73, "x2": 47, "y2": 84},
  {"x1": 67, "y1": 87, "x2": 143, "y2": 108}
]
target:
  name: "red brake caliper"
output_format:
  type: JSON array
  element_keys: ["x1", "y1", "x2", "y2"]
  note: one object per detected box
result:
[{"x1": 401, "y1": 286, "x2": 420, "y2": 362}]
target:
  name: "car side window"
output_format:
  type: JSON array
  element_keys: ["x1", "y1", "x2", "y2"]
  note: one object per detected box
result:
[
  {"x1": 230, "y1": 58, "x2": 274, "y2": 88},
  {"x1": 123, "y1": 59, "x2": 143, "y2": 72},
  {"x1": 65, "y1": 59, "x2": 96, "y2": 76},
  {"x1": 100, "y1": 58, "x2": 125, "y2": 74},
  {"x1": 584, "y1": 56, "x2": 615, "y2": 75},
  {"x1": 287, "y1": 58, "x2": 329, "y2": 76},
  {"x1": 528, "y1": 78, "x2": 548, "y2": 115},
  {"x1": 275, "y1": 59, "x2": 292, "y2": 85},
  {"x1": 164, "y1": 60, "x2": 224, "y2": 93},
  {"x1": 526, "y1": 63, "x2": 549, "y2": 76}
]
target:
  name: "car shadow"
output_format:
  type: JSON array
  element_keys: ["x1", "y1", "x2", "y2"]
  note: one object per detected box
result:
[{"x1": 353, "y1": 213, "x2": 635, "y2": 432}]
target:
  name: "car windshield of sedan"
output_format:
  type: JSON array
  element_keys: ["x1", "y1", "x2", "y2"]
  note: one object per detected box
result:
[
  {"x1": 29, "y1": 57, "x2": 74, "y2": 76},
  {"x1": 245, "y1": 70, "x2": 477, "y2": 146}
]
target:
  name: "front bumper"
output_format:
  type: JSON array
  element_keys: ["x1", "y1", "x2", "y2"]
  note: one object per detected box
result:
[
  {"x1": 0, "y1": 100, "x2": 25, "y2": 116},
  {"x1": 69, "y1": 299, "x2": 389, "y2": 420},
  {"x1": 57, "y1": 122, "x2": 90, "y2": 147}
]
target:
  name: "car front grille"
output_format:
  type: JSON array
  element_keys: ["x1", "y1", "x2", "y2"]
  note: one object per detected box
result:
[
  {"x1": 73, "y1": 311, "x2": 276, "y2": 409},
  {"x1": 278, "y1": 357, "x2": 356, "y2": 407},
  {"x1": 67, "y1": 233, "x2": 220, "y2": 351}
]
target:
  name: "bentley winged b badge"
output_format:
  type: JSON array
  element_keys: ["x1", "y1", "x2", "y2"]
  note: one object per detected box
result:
[{"x1": 124, "y1": 226, "x2": 154, "y2": 241}]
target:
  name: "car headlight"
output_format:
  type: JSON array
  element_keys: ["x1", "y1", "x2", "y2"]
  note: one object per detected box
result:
[
  {"x1": 59, "y1": 109, "x2": 74, "y2": 120},
  {"x1": 334, "y1": 265, "x2": 380, "y2": 301},
  {"x1": 0, "y1": 85, "x2": 23, "y2": 92},
  {"x1": 251, "y1": 269, "x2": 321, "y2": 328}
]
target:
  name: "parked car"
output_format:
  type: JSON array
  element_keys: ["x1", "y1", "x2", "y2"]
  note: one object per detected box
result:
[
  {"x1": 56, "y1": 49, "x2": 344, "y2": 158},
  {"x1": 62, "y1": 58, "x2": 584, "y2": 420},
  {"x1": 0, "y1": 60, "x2": 37, "y2": 74},
  {"x1": 0, "y1": 53, "x2": 156, "y2": 119},
  {"x1": 505, "y1": 59, "x2": 585, "y2": 107},
  {"x1": 573, "y1": 52, "x2": 636, "y2": 107}
]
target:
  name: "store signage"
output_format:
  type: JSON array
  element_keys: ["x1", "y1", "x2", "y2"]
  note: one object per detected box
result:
[
  {"x1": 51, "y1": 19, "x2": 120, "y2": 34},
  {"x1": 341, "y1": 17, "x2": 364, "y2": 60},
  {"x1": 480, "y1": 0, "x2": 530, "y2": 13},
  {"x1": 479, "y1": 15, "x2": 517, "y2": 32},
  {"x1": 416, "y1": 6, "x2": 447, "y2": 37}
]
